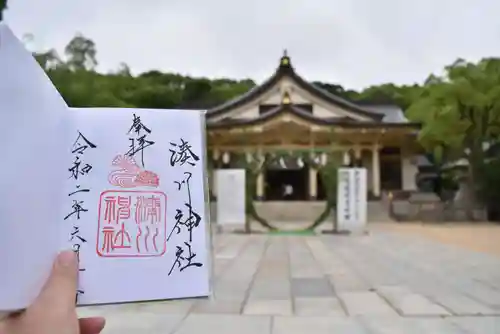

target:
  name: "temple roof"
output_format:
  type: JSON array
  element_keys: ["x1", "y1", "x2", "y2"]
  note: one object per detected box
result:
[
  {"x1": 207, "y1": 103, "x2": 420, "y2": 129},
  {"x1": 207, "y1": 51, "x2": 385, "y2": 121},
  {"x1": 360, "y1": 104, "x2": 410, "y2": 123}
]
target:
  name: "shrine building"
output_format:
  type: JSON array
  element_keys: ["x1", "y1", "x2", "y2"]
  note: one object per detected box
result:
[{"x1": 206, "y1": 52, "x2": 422, "y2": 201}]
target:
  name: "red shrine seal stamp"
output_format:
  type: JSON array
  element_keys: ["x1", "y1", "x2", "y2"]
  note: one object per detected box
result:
[
  {"x1": 96, "y1": 155, "x2": 167, "y2": 258},
  {"x1": 108, "y1": 155, "x2": 160, "y2": 188}
]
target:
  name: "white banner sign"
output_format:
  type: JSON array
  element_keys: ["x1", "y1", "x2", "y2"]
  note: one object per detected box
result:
[
  {"x1": 216, "y1": 169, "x2": 246, "y2": 226},
  {"x1": 337, "y1": 168, "x2": 367, "y2": 232}
]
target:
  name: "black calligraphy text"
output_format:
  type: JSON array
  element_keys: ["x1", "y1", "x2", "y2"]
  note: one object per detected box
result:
[
  {"x1": 66, "y1": 130, "x2": 97, "y2": 302},
  {"x1": 126, "y1": 113, "x2": 155, "y2": 167},
  {"x1": 167, "y1": 138, "x2": 203, "y2": 276}
]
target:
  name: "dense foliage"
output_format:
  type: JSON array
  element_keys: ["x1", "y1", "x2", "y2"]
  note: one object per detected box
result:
[
  {"x1": 0, "y1": 0, "x2": 6, "y2": 21},
  {"x1": 406, "y1": 58, "x2": 500, "y2": 212},
  {"x1": 32, "y1": 34, "x2": 425, "y2": 110}
]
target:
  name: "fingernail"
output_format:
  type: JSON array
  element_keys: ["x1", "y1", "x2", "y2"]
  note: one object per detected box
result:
[{"x1": 57, "y1": 250, "x2": 76, "y2": 268}]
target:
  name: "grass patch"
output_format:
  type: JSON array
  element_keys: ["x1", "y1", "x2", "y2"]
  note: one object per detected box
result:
[{"x1": 267, "y1": 229, "x2": 316, "y2": 236}]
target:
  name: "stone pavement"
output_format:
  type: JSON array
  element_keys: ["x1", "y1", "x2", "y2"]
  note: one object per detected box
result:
[
  {"x1": 373, "y1": 222, "x2": 500, "y2": 256},
  {"x1": 79, "y1": 229, "x2": 500, "y2": 333}
]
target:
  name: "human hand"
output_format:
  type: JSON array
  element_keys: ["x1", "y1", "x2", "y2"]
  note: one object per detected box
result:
[{"x1": 0, "y1": 250, "x2": 105, "y2": 334}]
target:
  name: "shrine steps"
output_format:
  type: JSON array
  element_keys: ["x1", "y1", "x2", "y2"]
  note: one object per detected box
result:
[
  {"x1": 208, "y1": 201, "x2": 394, "y2": 225},
  {"x1": 254, "y1": 201, "x2": 394, "y2": 223},
  {"x1": 255, "y1": 201, "x2": 326, "y2": 223}
]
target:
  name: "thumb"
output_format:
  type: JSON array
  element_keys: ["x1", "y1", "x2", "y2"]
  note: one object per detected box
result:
[{"x1": 31, "y1": 250, "x2": 78, "y2": 314}]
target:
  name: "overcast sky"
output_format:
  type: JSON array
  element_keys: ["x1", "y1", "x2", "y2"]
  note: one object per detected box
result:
[{"x1": 4, "y1": 0, "x2": 500, "y2": 89}]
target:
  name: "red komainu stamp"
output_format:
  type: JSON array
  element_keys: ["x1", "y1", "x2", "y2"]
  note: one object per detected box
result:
[
  {"x1": 108, "y1": 155, "x2": 160, "y2": 188},
  {"x1": 97, "y1": 155, "x2": 166, "y2": 258}
]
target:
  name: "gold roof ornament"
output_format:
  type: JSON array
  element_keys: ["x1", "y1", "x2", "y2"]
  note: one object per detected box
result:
[
  {"x1": 280, "y1": 49, "x2": 290, "y2": 66},
  {"x1": 282, "y1": 91, "x2": 291, "y2": 104}
]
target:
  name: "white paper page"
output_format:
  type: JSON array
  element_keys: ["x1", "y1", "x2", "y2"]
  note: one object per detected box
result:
[
  {"x1": 0, "y1": 24, "x2": 69, "y2": 311},
  {"x1": 64, "y1": 108, "x2": 211, "y2": 305}
]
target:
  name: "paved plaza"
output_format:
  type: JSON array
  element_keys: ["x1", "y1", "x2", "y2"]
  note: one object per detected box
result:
[{"x1": 79, "y1": 224, "x2": 500, "y2": 333}]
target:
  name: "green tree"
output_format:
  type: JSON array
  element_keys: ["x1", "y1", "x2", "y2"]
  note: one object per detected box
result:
[
  {"x1": 313, "y1": 82, "x2": 357, "y2": 100},
  {"x1": 65, "y1": 34, "x2": 98, "y2": 71},
  {"x1": 28, "y1": 31, "x2": 428, "y2": 113},
  {"x1": 477, "y1": 155, "x2": 500, "y2": 220},
  {"x1": 357, "y1": 83, "x2": 423, "y2": 109},
  {"x1": 406, "y1": 58, "x2": 500, "y2": 212},
  {"x1": 0, "y1": 0, "x2": 7, "y2": 21},
  {"x1": 34, "y1": 49, "x2": 62, "y2": 71}
]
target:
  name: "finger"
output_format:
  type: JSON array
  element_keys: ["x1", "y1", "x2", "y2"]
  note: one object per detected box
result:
[
  {"x1": 79, "y1": 317, "x2": 106, "y2": 334},
  {"x1": 31, "y1": 250, "x2": 78, "y2": 314}
]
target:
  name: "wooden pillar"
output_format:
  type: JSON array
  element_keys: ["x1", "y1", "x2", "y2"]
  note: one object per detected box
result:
[
  {"x1": 354, "y1": 146, "x2": 362, "y2": 167},
  {"x1": 222, "y1": 151, "x2": 230, "y2": 165},
  {"x1": 211, "y1": 149, "x2": 220, "y2": 197},
  {"x1": 372, "y1": 144, "x2": 381, "y2": 197},
  {"x1": 308, "y1": 167, "x2": 317, "y2": 200},
  {"x1": 213, "y1": 148, "x2": 220, "y2": 162},
  {"x1": 308, "y1": 151, "x2": 317, "y2": 200},
  {"x1": 245, "y1": 152, "x2": 253, "y2": 163},
  {"x1": 256, "y1": 148, "x2": 264, "y2": 200},
  {"x1": 321, "y1": 153, "x2": 327, "y2": 166},
  {"x1": 342, "y1": 150, "x2": 351, "y2": 166}
]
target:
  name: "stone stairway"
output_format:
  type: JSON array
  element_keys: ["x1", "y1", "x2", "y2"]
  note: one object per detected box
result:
[
  {"x1": 366, "y1": 201, "x2": 394, "y2": 223},
  {"x1": 254, "y1": 201, "x2": 326, "y2": 223}
]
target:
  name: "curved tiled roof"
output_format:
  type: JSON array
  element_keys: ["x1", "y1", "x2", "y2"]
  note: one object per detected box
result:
[
  {"x1": 360, "y1": 104, "x2": 409, "y2": 123},
  {"x1": 207, "y1": 103, "x2": 421, "y2": 129},
  {"x1": 207, "y1": 52, "x2": 384, "y2": 121}
]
